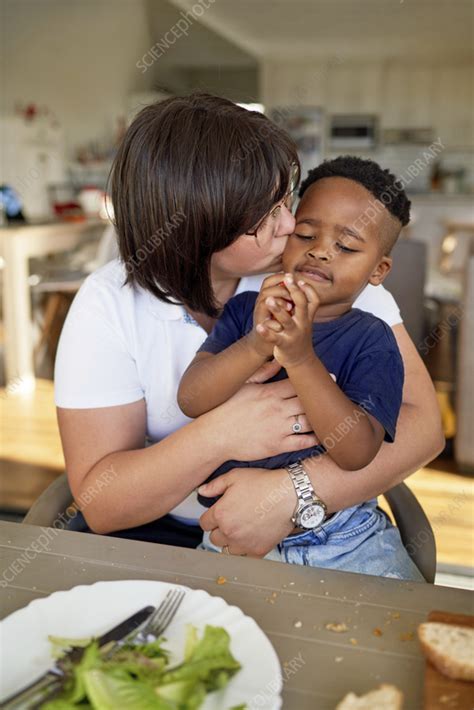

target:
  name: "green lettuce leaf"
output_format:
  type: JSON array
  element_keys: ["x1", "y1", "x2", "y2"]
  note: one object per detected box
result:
[
  {"x1": 41, "y1": 623, "x2": 242, "y2": 710},
  {"x1": 156, "y1": 679, "x2": 206, "y2": 709},
  {"x1": 58, "y1": 640, "x2": 103, "y2": 704},
  {"x1": 161, "y1": 625, "x2": 241, "y2": 691},
  {"x1": 83, "y1": 670, "x2": 174, "y2": 710}
]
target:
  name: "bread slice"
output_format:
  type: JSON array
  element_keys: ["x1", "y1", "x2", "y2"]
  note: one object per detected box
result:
[
  {"x1": 418, "y1": 621, "x2": 474, "y2": 681},
  {"x1": 336, "y1": 684, "x2": 403, "y2": 709}
]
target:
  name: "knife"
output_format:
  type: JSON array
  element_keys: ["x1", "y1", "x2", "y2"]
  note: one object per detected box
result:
[{"x1": 2, "y1": 604, "x2": 155, "y2": 709}]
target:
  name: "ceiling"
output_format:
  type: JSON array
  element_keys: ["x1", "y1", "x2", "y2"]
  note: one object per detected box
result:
[
  {"x1": 145, "y1": 0, "x2": 256, "y2": 67},
  {"x1": 168, "y1": 0, "x2": 474, "y2": 61}
]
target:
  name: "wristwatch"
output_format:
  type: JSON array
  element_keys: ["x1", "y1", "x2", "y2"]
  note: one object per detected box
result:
[{"x1": 286, "y1": 462, "x2": 327, "y2": 530}]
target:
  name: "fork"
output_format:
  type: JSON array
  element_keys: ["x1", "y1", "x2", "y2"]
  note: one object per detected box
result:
[
  {"x1": 11, "y1": 588, "x2": 186, "y2": 710},
  {"x1": 106, "y1": 587, "x2": 186, "y2": 655}
]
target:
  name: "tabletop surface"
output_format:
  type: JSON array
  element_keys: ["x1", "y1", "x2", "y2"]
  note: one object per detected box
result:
[{"x1": 1, "y1": 521, "x2": 472, "y2": 709}]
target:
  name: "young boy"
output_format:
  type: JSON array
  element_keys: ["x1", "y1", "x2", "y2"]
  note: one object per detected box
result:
[{"x1": 178, "y1": 157, "x2": 420, "y2": 579}]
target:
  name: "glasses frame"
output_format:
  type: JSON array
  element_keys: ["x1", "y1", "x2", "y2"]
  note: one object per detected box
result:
[{"x1": 245, "y1": 187, "x2": 297, "y2": 247}]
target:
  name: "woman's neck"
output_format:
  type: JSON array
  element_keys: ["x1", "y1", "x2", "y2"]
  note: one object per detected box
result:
[
  {"x1": 212, "y1": 274, "x2": 240, "y2": 309},
  {"x1": 186, "y1": 272, "x2": 240, "y2": 334}
]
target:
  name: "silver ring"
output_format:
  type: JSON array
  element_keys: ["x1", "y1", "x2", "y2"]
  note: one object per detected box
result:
[{"x1": 292, "y1": 415, "x2": 303, "y2": 434}]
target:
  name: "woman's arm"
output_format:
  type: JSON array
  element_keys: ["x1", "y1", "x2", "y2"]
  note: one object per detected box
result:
[
  {"x1": 199, "y1": 323, "x2": 445, "y2": 556},
  {"x1": 57, "y1": 378, "x2": 319, "y2": 535},
  {"x1": 178, "y1": 337, "x2": 268, "y2": 418}
]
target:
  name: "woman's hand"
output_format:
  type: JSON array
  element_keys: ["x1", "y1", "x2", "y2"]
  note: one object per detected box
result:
[
  {"x1": 198, "y1": 467, "x2": 296, "y2": 557},
  {"x1": 257, "y1": 274, "x2": 320, "y2": 369},
  {"x1": 245, "y1": 357, "x2": 282, "y2": 383},
  {"x1": 208, "y1": 379, "x2": 318, "y2": 461}
]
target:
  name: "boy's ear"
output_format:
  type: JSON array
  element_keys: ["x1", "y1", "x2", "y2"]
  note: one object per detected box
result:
[{"x1": 368, "y1": 256, "x2": 392, "y2": 286}]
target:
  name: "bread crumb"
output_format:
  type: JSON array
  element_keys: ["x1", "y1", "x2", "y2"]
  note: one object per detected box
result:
[
  {"x1": 349, "y1": 638, "x2": 358, "y2": 645},
  {"x1": 294, "y1": 620, "x2": 303, "y2": 628},
  {"x1": 326, "y1": 622, "x2": 349, "y2": 633},
  {"x1": 391, "y1": 611, "x2": 400, "y2": 619},
  {"x1": 216, "y1": 576, "x2": 227, "y2": 585},
  {"x1": 400, "y1": 631, "x2": 414, "y2": 641},
  {"x1": 373, "y1": 627, "x2": 383, "y2": 637},
  {"x1": 335, "y1": 656, "x2": 344, "y2": 663}
]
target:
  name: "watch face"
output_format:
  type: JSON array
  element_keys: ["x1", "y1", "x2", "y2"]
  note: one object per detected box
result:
[{"x1": 299, "y1": 503, "x2": 325, "y2": 529}]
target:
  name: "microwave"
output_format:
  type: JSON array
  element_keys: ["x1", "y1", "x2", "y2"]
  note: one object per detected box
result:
[{"x1": 329, "y1": 115, "x2": 378, "y2": 149}]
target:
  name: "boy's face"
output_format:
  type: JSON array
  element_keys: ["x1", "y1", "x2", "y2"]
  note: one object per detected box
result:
[{"x1": 282, "y1": 177, "x2": 398, "y2": 317}]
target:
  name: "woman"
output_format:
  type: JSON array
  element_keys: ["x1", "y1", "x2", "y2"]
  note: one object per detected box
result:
[{"x1": 55, "y1": 93, "x2": 443, "y2": 571}]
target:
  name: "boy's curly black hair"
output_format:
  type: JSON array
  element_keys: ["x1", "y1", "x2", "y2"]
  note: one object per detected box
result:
[{"x1": 299, "y1": 155, "x2": 411, "y2": 227}]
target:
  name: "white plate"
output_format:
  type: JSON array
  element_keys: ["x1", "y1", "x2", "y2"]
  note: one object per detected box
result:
[{"x1": 0, "y1": 579, "x2": 282, "y2": 709}]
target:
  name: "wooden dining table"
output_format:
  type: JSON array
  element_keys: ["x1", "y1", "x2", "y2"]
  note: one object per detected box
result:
[{"x1": 0, "y1": 521, "x2": 472, "y2": 709}]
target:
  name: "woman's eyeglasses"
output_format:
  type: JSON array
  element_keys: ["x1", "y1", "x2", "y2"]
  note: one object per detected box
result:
[{"x1": 245, "y1": 189, "x2": 296, "y2": 245}]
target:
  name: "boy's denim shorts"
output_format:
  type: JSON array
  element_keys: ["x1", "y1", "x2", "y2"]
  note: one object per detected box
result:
[{"x1": 199, "y1": 498, "x2": 425, "y2": 582}]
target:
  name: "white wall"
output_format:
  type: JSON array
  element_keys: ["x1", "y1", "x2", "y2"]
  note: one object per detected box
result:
[
  {"x1": 0, "y1": 0, "x2": 156, "y2": 157},
  {"x1": 261, "y1": 58, "x2": 474, "y2": 149}
]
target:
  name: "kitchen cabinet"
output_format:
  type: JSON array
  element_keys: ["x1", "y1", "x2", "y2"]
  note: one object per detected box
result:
[{"x1": 381, "y1": 64, "x2": 435, "y2": 130}]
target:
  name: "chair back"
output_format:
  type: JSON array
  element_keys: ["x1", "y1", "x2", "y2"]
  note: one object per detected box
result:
[
  {"x1": 22, "y1": 473, "x2": 87, "y2": 532},
  {"x1": 383, "y1": 482, "x2": 436, "y2": 583},
  {"x1": 384, "y1": 239, "x2": 427, "y2": 346},
  {"x1": 455, "y1": 252, "x2": 474, "y2": 471}
]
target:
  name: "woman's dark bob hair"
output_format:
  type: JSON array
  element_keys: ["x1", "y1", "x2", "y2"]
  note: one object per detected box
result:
[{"x1": 110, "y1": 92, "x2": 299, "y2": 317}]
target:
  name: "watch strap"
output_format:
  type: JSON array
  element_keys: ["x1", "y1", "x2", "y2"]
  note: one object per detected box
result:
[{"x1": 286, "y1": 462, "x2": 327, "y2": 522}]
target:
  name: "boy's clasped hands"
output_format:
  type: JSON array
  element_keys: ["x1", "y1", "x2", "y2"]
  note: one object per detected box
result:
[{"x1": 248, "y1": 273, "x2": 320, "y2": 370}]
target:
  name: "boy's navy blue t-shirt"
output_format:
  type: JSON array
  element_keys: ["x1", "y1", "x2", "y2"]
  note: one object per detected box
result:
[{"x1": 196, "y1": 291, "x2": 404, "y2": 507}]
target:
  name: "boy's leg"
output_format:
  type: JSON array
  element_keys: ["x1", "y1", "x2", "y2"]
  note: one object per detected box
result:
[{"x1": 279, "y1": 501, "x2": 425, "y2": 582}]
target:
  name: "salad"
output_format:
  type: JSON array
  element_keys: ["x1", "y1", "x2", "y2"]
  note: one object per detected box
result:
[{"x1": 39, "y1": 625, "x2": 245, "y2": 710}]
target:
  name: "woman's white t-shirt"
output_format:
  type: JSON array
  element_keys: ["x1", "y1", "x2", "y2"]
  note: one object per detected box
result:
[{"x1": 55, "y1": 259, "x2": 402, "y2": 523}]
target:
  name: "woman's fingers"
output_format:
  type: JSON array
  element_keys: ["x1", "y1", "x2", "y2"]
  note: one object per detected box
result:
[
  {"x1": 284, "y1": 432, "x2": 319, "y2": 451},
  {"x1": 208, "y1": 529, "x2": 249, "y2": 555},
  {"x1": 245, "y1": 358, "x2": 282, "y2": 383},
  {"x1": 286, "y1": 413, "x2": 313, "y2": 432}
]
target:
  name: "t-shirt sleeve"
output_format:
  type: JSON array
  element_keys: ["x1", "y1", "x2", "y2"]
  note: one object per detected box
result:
[
  {"x1": 54, "y1": 279, "x2": 144, "y2": 409},
  {"x1": 353, "y1": 284, "x2": 402, "y2": 327},
  {"x1": 197, "y1": 292, "x2": 257, "y2": 355},
  {"x1": 342, "y1": 323, "x2": 404, "y2": 442}
]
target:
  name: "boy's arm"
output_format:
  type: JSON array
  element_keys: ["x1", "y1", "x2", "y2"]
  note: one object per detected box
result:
[
  {"x1": 286, "y1": 356, "x2": 385, "y2": 470},
  {"x1": 178, "y1": 339, "x2": 269, "y2": 418},
  {"x1": 260, "y1": 275, "x2": 389, "y2": 470}
]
